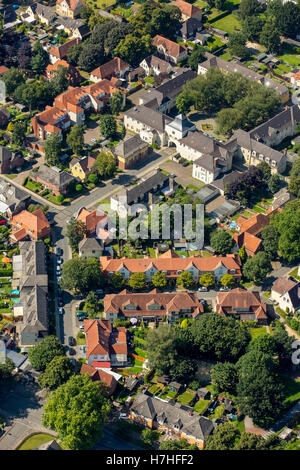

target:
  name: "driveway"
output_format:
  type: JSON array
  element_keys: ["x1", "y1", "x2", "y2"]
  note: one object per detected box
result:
[{"x1": 159, "y1": 160, "x2": 203, "y2": 189}]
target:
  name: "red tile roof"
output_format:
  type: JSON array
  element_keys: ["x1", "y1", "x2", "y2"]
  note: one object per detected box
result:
[
  {"x1": 80, "y1": 364, "x2": 117, "y2": 395},
  {"x1": 153, "y1": 35, "x2": 187, "y2": 59},
  {"x1": 11, "y1": 209, "x2": 50, "y2": 240},
  {"x1": 49, "y1": 38, "x2": 81, "y2": 60},
  {"x1": 174, "y1": 0, "x2": 202, "y2": 18},
  {"x1": 77, "y1": 208, "x2": 107, "y2": 234},
  {"x1": 0, "y1": 66, "x2": 9, "y2": 76},
  {"x1": 84, "y1": 319, "x2": 127, "y2": 361},
  {"x1": 215, "y1": 288, "x2": 267, "y2": 321},
  {"x1": 90, "y1": 57, "x2": 129, "y2": 80},
  {"x1": 57, "y1": 0, "x2": 83, "y2": 11}
]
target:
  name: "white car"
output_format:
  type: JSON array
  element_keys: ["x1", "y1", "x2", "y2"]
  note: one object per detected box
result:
[
  {"x1": 198, "y1": 286, "x2": 208, "y2": 292},
  {"x1": 79, "y1": 325, "x2": 84, "y2": 330},
  {"x1": 91, "y1": 138, "x2": 97, "y2": 143},
  {"x1": 58, "y1": 307, "x2": 64, "y2": 315},
  {"x1": 57, "y1": 258, "x2": 63, "y2": 264}
]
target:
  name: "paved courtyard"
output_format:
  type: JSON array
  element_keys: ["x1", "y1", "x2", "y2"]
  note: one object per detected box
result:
[{"x1": 159, "y1": 160, "x2": 204, "y2": 189}]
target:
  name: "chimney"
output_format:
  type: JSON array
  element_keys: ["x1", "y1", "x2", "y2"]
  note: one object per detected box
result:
[
  {"x1": 148, "y1": 192, "x2": 153, "y2": 206},
  {"x1": 169, "y1": 176, "x2": 174, "y2": 191}
]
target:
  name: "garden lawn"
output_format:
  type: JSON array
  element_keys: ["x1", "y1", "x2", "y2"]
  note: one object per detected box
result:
[
  {"x1": 17, "y1": 433, "x2": 55, "y2": 450},
  {"x1": 289, "y1": 267, "x2": 300, "y2": 281},
  {"x1": 210, "y1": 13, "x2": 241, "y2": 33},
  {"x1": 76, "y1": 332, "x2": 85, "y2": 346},
  {"x1": 193, "y1": 399, "x2": 210, "y2": 414},
  {"x1": 134, "y1": 347, "x2": 147, "y2": 358},
  {"x1": 249, "y1": 327, "x2": 268, "y2": 340},
  {"x1": 278, "y1": 44, "x2": 300, "y2": 67},
  {"x1": 282, "y1": 376, "x2": 300, "y2": 406},
  {"x1": 177, "y1": 389, "x2": 196, "y2": 406}
]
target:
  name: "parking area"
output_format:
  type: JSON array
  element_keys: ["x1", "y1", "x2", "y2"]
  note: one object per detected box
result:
[{"x1": 159, "y1": 160, "x2": 204, "y2": 190}]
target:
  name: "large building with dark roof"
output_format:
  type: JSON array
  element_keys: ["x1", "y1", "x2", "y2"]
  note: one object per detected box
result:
[
  {"x1": 130, "y1": 392, "x2": 214, "y2": 449},
  {"x1": 30, "y1": 164, "x2": 76, "y2": 196}
]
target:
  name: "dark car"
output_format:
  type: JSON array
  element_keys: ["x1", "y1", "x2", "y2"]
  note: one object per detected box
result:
[
  {"x1": 69, "y1": 348, "x2": 76, "y2": 355},
  {"x1": 56, "y1": 247, "x2": 62, "y2": 256},
  {"x1": 68, "y1": 336, "x2": 75, "y2": 346}
]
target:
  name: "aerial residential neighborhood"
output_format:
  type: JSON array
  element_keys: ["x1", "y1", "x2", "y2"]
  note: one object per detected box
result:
[{"x1": 0, "y1": 0, "x2": 300, "y2": 455}]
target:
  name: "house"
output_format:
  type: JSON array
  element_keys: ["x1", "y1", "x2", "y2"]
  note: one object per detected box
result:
[
  {"x1": 76, "y1": 207, "x2": 108, "y2": 238},
  {"x1": 13, "y1": 241, "x2": 48, "y2": 346},
  {"x1": 139, "y1": 68, "x2": 197, "y2": 114},
  {"x1": 174, "y1": 0, "x2": 202, "y2": 21},
  {"x1": 198, "y1": 52, "x2": 289, "y2": 104},
  {"x1": 84, "y1": 79, "x2": 119, "y2": 113},
  {"x1": 228, "y1": 129, "x2": 287, "y2": 175},
  {"x1": 130, "y1": 392, "x2": 214, "y2": 449},
  {"x1": 0, "y1": 108, "x2": 10, "y2": 127},
  {"x1": 123, "y1": 105, "x2": 172, "y2": 146},
  {"x1": 271, "y1": 277, "x2": 300, "y2": 314},
  {"x1": 45, "y1": 60, "x2": 81, "y2": 86},
  {"x1": 178, "y1": 18, "x2": 203, "y2": 41},
  {"x1": 79, "y1": 237, "x2": 104, "y2": 259},
  {"x1": 31, "y1": 105, "x2": 71, "y2": 140},
  {"x1": 100, "y1": 250, "x2": 242, "y2": 284},
  {"x1": 24, "y1": 3, "x2": 57, "y2": 26},
  {"x1": 56, "y1": 0, "x2": 84, "y2": 19},
  {"x1": 270, "y1": 188, "x2": 294, "y2": 211},
  {"x1": 197, "y1": 388, "x2": 210, "y2": 400},
  {"x1": 84, "y1": 319, "x2": 128, "y2": 367},
  {"x1": 248, "y1": 105, "x2": 300, "y2": 148},
  {"x1": 80, "y1": 363, "x2": 118, "y2": 395},
  {"x1": 90, "y1": 57, "x2": 130, "y2": 83},
  {"x1": 211, "y1": 171, "x2": 243, "y2": 196},
  {"x1": 233, "y1": 210, "x2": 276, "y2": 257},
  {"x1": 110, "y1": 170, "x2": 176, "y2": 214},
  {"x1": 10, "y1": 208, "x2": 51, "y2": 243},
  {"x1": 165, "y1": 114, "x2": 196, "y2": 143},
  {"x1": 291, "y1": 71, "x2": 300, "y2": 88},
  {"x1": 214, "y1": 288, "x2": 268, "y2": 324},
  {"x1": 48, "y1": 38, "x2": 81, "y2": 64},
  {"x1": 139, "y1": 55, "x2": 173, "y2": 77},
  {"x1": 103, "y1": 289, "x2": 204, "y2": 323},
  {"x1": 153, "y1": 35, "x2": 188, "y2": 65},
  {"x1": 69, "y1": 155, "x2": 96, "y2": 181},
  {"x1": 195, "y1": 31, "x2": 211, "y2": 46},
  {"x1": 56, "y1": 17, "x2": 90, "y2": 40},
  {"x1": 0, "y1": 66, "x2": 9, "y2": 77},
  {"x1": 114, "y1": 134, "x2": 149, "y2": 170},
  {"x1": 0, "y1": 178, "x2": 31, "y2": 217},
  {"x1": 30, "y1": 164, "x2": 76, "y2": 196},
  {"x1": 54, "y1": 86, "x2": 91, "y2": 126},
  {"x1": 0, "y1": 146, "x2": 24, "y2": 174}
]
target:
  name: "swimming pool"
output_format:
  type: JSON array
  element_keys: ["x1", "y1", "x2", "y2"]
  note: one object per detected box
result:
[{"x1": 10, "y1": 289, "x2": 19, "y2": 295}]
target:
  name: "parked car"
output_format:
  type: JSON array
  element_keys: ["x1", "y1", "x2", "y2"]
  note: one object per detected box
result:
[
  {"x1": 69, "y1": 348, "x2": 76, "y2": 355},
  {"x1": 79, "y1": 325, "x2": 85, "y2": 330},
  {"x1": 119, "y1": 413, "x2": 127, "y2": 419},
  {"x1": 57, "y1": 258, "x2": 63, "y2": 264},
  {"x1": 219, "y1": 286, "x2": 230, "y2": 292},
  {"x1": 95, "y1": 289, "x2": 104, "y2": 295},
  {"x1": 68, "y1": 336, "x2": 75, "y2": 346},
  {"x1": 268, "y1": 297, "x2": 276, "y2": 304},
  {"x1": 0, "y1": 219, "x2": 6, "y2": 226},
  {"x1": 56, "y1": 247, "x2": 62, "y2": 256},
  {"x1": 58, "y1": 307, "x2": 64, "y2": 315},
  {"x1": 198, "y1": 286, "x2": 208, "y2": 292}
]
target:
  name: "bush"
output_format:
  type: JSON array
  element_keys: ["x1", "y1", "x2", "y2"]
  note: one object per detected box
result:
[
  {"x1": 57, "y1": 195, "x2": 64, "y2": 203},
  {"x1": 76, "y1": 184, "x2": 83, "y2": 192}
]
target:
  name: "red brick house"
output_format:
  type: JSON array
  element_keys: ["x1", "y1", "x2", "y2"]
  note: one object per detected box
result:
[
  {"x1": 0, "y1": 146, "x2": 24, "y2": 174},
  {"x1": 31, "y1": 106, "x2": 71, "y2": 140},
  {"x1": 90, "y1": 57, "x2": 130, "y2": 83},
  {"x1": 48, "y1": 38, "x2": 81, "y2": 64},
  {"x1": 10, "y1": 208, "x2": 51, "y2": 242},
  {"x1": 80, "y1": 363, "x2": 118, "y2": 395},
  {"x1": 214, "y1": 288, "x2": 268, "y2": 324},
  {"x1": 45, "y1": 59, "x2": 81, "y2": 86},
  {"x1": 30, "y1": 164, "x2": 76, "y2": 196}
]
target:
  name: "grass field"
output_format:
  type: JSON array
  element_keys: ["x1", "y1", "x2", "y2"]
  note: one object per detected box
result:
[
  {"x1": 177, "y1": 389, "x2": 196, "y2": 406},
  {"x1": 193, "y1": 399, "x2": 210, "y2": 414},
  {"x1": 249, "y1": 327, "x2": 268, "y2": 340},
  {"x1": 17, "y1": 433, "x2": 55, "y2": 450},
  {"x1": 210, "y1": 13, "x2": 241, "y2": 33},
  {"x1": 282, "y1": 376, "x2": 300, "y2": 406},
  {"x1": 278, "y1": 44, "x2": 300, "y2": 67},
  {"x1": 289, "y1": 267, "x2": 300, "y2": 281}
]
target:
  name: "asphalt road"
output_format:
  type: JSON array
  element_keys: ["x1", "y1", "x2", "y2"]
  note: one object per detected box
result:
[{"x1": 93, "y1": 427, "x2": 144, "y2": 451}]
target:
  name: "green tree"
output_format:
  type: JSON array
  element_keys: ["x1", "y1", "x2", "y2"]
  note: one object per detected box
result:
[
  {"x1": 239, "y1": 245, "x2": 247, "y2": 264},
  {"x1": 146, "y1": 324, "x2": 178, "y2": 375},
  {"x1": 220, "y1": 273, "x2": 235, "y2": 288},
  {"x1": 129, "y1": 272, "x2": 147, "y2": 290},
  {"x1": 268, "y1": 174, "x2": 281, "y2": 194},
  {"x1": 234, "y1": 432, "x2": 266, "y2": 450},
  {"x1": 177, "y1": 271, "x2": 194, "y2": 289},
  {"x1": 210, "y1": 230, "x2": 234, "y2": 255},
  {"x1": 0, "y1": 358, "x2": 14, "y2": 384},
  {"x1": 28, "y1": 336, "x2": 65, "y2": 372},
  {"x1": 257, "y1": 161, "x2": 271, "y2": 182},
  {"x1": 99, "y1": 115, "x2": 117, "y2": 139},
  {"x1": 66, "y1": 219, "x2": 87, "y2": 252},
  {"x1": 78, "y1": 43, "x2": 104, "y2": 72},
  {"x1": 238, "y1": 0, "x2": 261, "y2": 20},
  {"x1": 66, "y1": 125, "x2": 84, "y2": 155},
  {"x1": 242, "y1": 16, "x2": 265, "y2": 42},
  {"x1": 236, "y1": 349, "x2": 285, "y2": 427},
  {"x1": 109, "y1": 91, "x2": 123, "y2": 115},
  {"x1": 228, "y1": 32, "x2": 249, "y2": 60},
  {"x1": 67, "y1": 43, "x2": 84, "y2": 66},
  {"x1": 199, "y1": 273, "x2": 214, "y2": 288},
  {"x1": 247, "y1": 334, "x2": 277, "y2": 356},
  {"x1": 205, "y1": 422, "x2": 240, "y2": 450},
  {"x1": 159, "y1": 438, "x2": 197, "y2": 450},
  {"x1": 60, "y1": 257, "x2": 104, "y2": 295},
  {"x1": 94, "y1": 151, "x2": 116, "y2": 178},
  {"x1": 38, "y1": 356, "x2": 74, "y2": 390},
  {"x1": 110, "y1": 272, "x2": 125, "y2": 289},
  {"x1": 42, "y1": 374, "x2": 110, "y2": 450},
  {"x1": 12, "y1": 121, "x2": 26, "y2": 146},
  {"x1": 272, "y1": 199, "x2": 300, "y2": 262},
  {"x1": 85, "y1": 291, "x2": 100, "y2": 319},
  {"x1": 260, "y1": 17, "x2": 280, "y2": 53},
  {"x1": 188, "y1": 45, "x2": 205, "y2": 71},
  {"x1": 242, "y1": 251, "x2": 272, "y2": 284},
  {"x1": 151, "y1": 271, "x2": 167, "y2": 289},
  {"x1": 140, "y1": 429, "x2": 160, "y2": 448},
  {"x1": 88, "y1": 173, "x2": 98, "y2": 185},
  {"x1": 211, "y1": 362, "x2": 238, "y2": 394},
  {"x1": 261, "y1": 224, "x2": 279, "y2": 258},
  {"x1": 2, "y1": 67, "x2": 25, "y2": 96},
  {"x1": 31, "y1": 40, "x2": 49, "y2": 73},
  {"x1": 114, "y1": 34, "x2": 155, "y2": 65},
  {"x1": 190, "y1": 313, "x2": 251, "y2": 362},
  {"x1": 45, "y1": 133, "x2": 62, "y2": 166},
  {"x1": 176, "y1": 93, "x2": 192, "y2": 114}
]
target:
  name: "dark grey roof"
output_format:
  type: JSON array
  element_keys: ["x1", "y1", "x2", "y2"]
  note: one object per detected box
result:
[
  {"x1": 32, "y1": 164, "x2": 76, "y2": 190},
  {"x1": 115, "y1": 170, "x2": 170, "y2": 205},
  {"x1": 124, "y1": 106, "x2": 172, "y2": 132},
  {"x1": 114, "y1": 134, "x2": 148, "y2": 159},
  {"x1": 249, "y1": 105, "x2": 300, "y2": 144},
  {"x1": 140, "y1": 55, "x2": 172, "y2": 74},
  {"x1": 35, "y1": 3, "x2": 57, "y2": 21},
  {"x1": 35, "y1": 440, "x2": 62, "y2": 451},
  {"x1": 0, "y1": 178, "x2": 30, "y2": 211},
  {"x1": 56, "y1": 16, "x2": 90, "y2": 36},
  {"x1": 180, "y1": 17, "x2": 203, "y2": 37},
  {"x1": 131, "y1": 392, "x2": 214, "y2": 441},
  {"x1": 211, "y1": 171, "x2": 243, "y2": 193},
  {"x1": 155, "y1": 68, "x2": 197, "y2": 101},
  {"x1": 20, "y1": 284, "x2": 48, "y2": 336},
  {"x1": 181, "y1": 131, "x2": 232, "y2": 161},
  {"x1": 229, "y1": 129, "x2": 284, "y2": 164},
  {"x1": 79, "y1": 237, "x2": 103, "y2": 251},
  {"x1": 6, "y1": 350, "x2": 27, "y2": 368}
]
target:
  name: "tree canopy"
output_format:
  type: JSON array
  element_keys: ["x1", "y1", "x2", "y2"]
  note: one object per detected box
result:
[
  {"x1": 60, "y1": 257, "x2": 104, "y2": 295},
  {"x1": 28, "y1": 336, "x2": 65, "y2": 372},
  {"x1": 38, "y1": 356, "x2": 74, "y2": 390}
]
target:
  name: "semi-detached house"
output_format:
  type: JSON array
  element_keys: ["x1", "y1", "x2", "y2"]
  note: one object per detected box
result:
[{"x1": 100, "y1": 249, "x2": 242, "y2": 284}]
